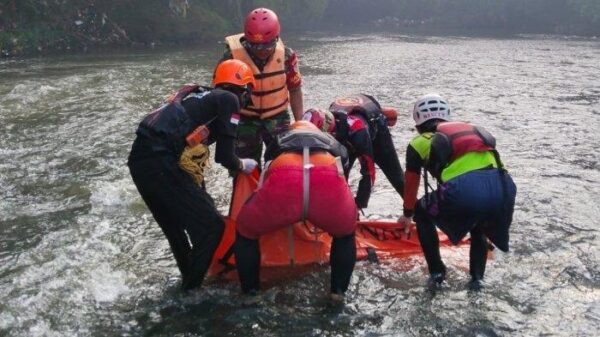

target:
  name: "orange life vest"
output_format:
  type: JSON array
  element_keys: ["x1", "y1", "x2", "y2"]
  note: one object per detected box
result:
[
  {"x1": 269, "y1": 152, "x2": 337, "y2": 170},
  {"x1": 225, "y1": 33, "x2": 289, "y2": 119}
]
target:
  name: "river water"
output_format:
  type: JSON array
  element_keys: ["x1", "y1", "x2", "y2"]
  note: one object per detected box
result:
[{"x1": 1, "y1": 34, "x2": 599, "y2": 337}]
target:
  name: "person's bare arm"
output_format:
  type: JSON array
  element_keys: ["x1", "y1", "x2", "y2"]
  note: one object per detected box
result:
[{"x1": 289, "y1": 87, "x2": 304, "y2": 121}]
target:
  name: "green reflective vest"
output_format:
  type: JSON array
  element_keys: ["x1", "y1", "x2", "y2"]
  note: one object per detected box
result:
[{"x1": 409, "y1": 132, "x2": 498, "y2": 183}]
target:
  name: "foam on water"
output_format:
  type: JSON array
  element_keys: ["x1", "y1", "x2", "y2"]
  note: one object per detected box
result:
[
  {"x1": 90, "y1": 178, "x2": 139, "y2": 208},
  {"x1": 88, "y1": 262, "x2": 131, "y2": 303}
]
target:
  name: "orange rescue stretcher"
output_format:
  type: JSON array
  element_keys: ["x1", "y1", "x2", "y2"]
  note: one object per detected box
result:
[{"x1": 208, "y1": 170, "x2": 464, "y2": 278}]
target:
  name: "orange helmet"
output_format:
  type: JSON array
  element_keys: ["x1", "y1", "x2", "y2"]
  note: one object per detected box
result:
[
  {"x1": 381, "y1": 107, "x2": 398, "y2": 127},
  {"x1": 212, "y1": 59, "x2": 256, "y2": 89},
  {"x1": 290, "y1": 120, "x2": 320, "y2": 132}
]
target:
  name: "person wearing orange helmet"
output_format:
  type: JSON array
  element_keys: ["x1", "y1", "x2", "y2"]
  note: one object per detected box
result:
[
  {"x1": 234, "y1": 121, "x2": 357, "y2": 299},
  {"x1": 304, "y1": 94, "x2": 405, "y2": 211},
  {"x1": 128, "y1": 60, "x2": 258, "y2": 291},
  {"x1": 218, "y1": 7, "x2": 304, "y2": 168}
]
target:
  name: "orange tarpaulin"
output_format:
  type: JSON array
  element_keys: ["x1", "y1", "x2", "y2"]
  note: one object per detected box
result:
[{"x1": 208, "y1": 171, "x2": 463, "y2": 277}]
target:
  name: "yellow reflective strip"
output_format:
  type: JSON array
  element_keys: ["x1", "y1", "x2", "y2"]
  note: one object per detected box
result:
[
  {"x1": 409, "y1": 133, "x2": 434, "y2": 160},
  {"x1": 441, "y1": 151, "x2": 498, "y2": 182}
]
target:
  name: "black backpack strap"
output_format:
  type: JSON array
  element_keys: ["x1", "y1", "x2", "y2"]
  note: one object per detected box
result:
[{"x1": 491, "y1": 149, "x2": 505, "y2": 172}]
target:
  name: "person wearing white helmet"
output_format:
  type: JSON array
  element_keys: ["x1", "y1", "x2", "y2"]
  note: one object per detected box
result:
[{"x1": 398, "y1": 94, "x2": 517, "y2": 290}]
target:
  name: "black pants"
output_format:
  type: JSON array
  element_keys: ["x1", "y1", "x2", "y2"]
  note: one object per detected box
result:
[
  {"x1": 128, "y1": 145, "x2": 224, "y2": 290},
  {"x1": 415, "y1": 200, "x2": 488, "y2": 280},
  {"x1": 348, "y1": 126, "x2": 404, "y2": 199},
  {"x1": 234, "y1": 232, "x2": 356, "y2": 294},
  {"x1": 372, "y1": 126, "x2": 405, "y2": 198}
]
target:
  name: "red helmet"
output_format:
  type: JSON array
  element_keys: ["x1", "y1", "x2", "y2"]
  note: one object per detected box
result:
[
  {"x1": 244, "y1": 8, "x2": 280, "y2": 44},
  {"x1": 302, "y1": 108, "x2": 335, "y2": 133}
]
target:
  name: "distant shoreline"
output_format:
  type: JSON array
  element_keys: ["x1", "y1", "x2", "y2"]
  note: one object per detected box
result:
[{"x1": 2, "y1": 0, "x2": 598, "y2": 59}]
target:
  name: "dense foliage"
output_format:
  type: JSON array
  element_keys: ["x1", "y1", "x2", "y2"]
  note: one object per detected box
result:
[
  {"x1": 323, "y1": 0, "x2": 600, "y2": 33},
  {"x1": 0, "y1": 0, "x2": 598, "y2": 56}
]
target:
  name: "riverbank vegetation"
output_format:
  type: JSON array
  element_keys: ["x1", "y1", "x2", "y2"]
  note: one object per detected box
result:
[{"x1": 1, "y1": 0, "x2": 598, "y2": 57}]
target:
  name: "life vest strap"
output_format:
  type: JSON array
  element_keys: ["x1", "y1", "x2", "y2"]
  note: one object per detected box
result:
[
  {"x1": 258, "y1": 160, "x2": 271, "y2": 188},
  {"x1": 245, "y1": 98, "x2": 289, "y2": 113},
  {"x1": 252, "y1": 85, "x2": 286, "y2": 97},
  {"x1": 254, "y1": 70, "x2": 286, "y2": 80},
  {"x1": 302, "y1": 146, "x2": 312, "y2": 221}
]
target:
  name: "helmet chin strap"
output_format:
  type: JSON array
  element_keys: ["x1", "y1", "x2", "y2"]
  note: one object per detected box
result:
[
  {"x1": 222, "y1": 84, "x2": 252, "y2": 108},
  {"x1": 238, "y1": 86, "x2": 252, "y2": 108}
]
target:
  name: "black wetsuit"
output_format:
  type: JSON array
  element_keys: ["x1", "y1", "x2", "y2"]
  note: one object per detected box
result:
[
  {"x1": 332, "y1": 95, "x2": 405, "y2": 208},
  {"x1": 128, "y1": 88, "x2": 241, "y2": 290}
]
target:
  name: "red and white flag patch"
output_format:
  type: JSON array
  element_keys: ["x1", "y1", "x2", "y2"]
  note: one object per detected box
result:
[
  {"x1": 348, "y1": 116, "x2": 365, "y2": 132},
  {"x1": 230, "y1": 113, "x2": 240, "y2": 125}
]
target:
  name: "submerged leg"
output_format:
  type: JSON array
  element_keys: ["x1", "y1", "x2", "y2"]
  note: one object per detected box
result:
[
  {"x1": 469, "y1": 223, "x2": 488, "y2": 282},
  {"x1": 179, "y1": 188, "x2": 225, "y2": 290},
  {"x1": 330, "y1": 233, "x2": 356, "y2": 295},
  {"x1": 415, "y1": 200, "x2": 446, "y2": 283},
  {"x1": 234, "y1": 232, "x2": 261, "y2": 294},
  {"x1": 138, "y1": 185, "x2": 191, "y2": 280},
  {"x1": 130, "y1": 157, "x2": 207, "y2": 289}
]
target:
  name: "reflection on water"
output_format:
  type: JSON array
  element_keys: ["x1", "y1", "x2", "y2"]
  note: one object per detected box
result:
[{"x1": 1, "y1": 34, "x2": 599, "y2": 337}]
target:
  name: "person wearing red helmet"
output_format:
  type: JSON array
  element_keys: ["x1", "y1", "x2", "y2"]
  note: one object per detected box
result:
[
  {"x1": 218, "y1": 7, "x2": 304, "y2": 168},
  {"x1": 234, "y1": 121, "x2": 357, "y2": 298},
  {"x1": 128, "y1": 60, "x2": 258, "y2": 291},
  {"x1": 303, "y1": 94, "x2": 405, "y2": 211}
]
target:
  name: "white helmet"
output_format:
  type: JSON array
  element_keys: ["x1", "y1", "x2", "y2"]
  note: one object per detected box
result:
[{"x1": 412, "y1": 94, "x2": 451, "y2": 126}]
